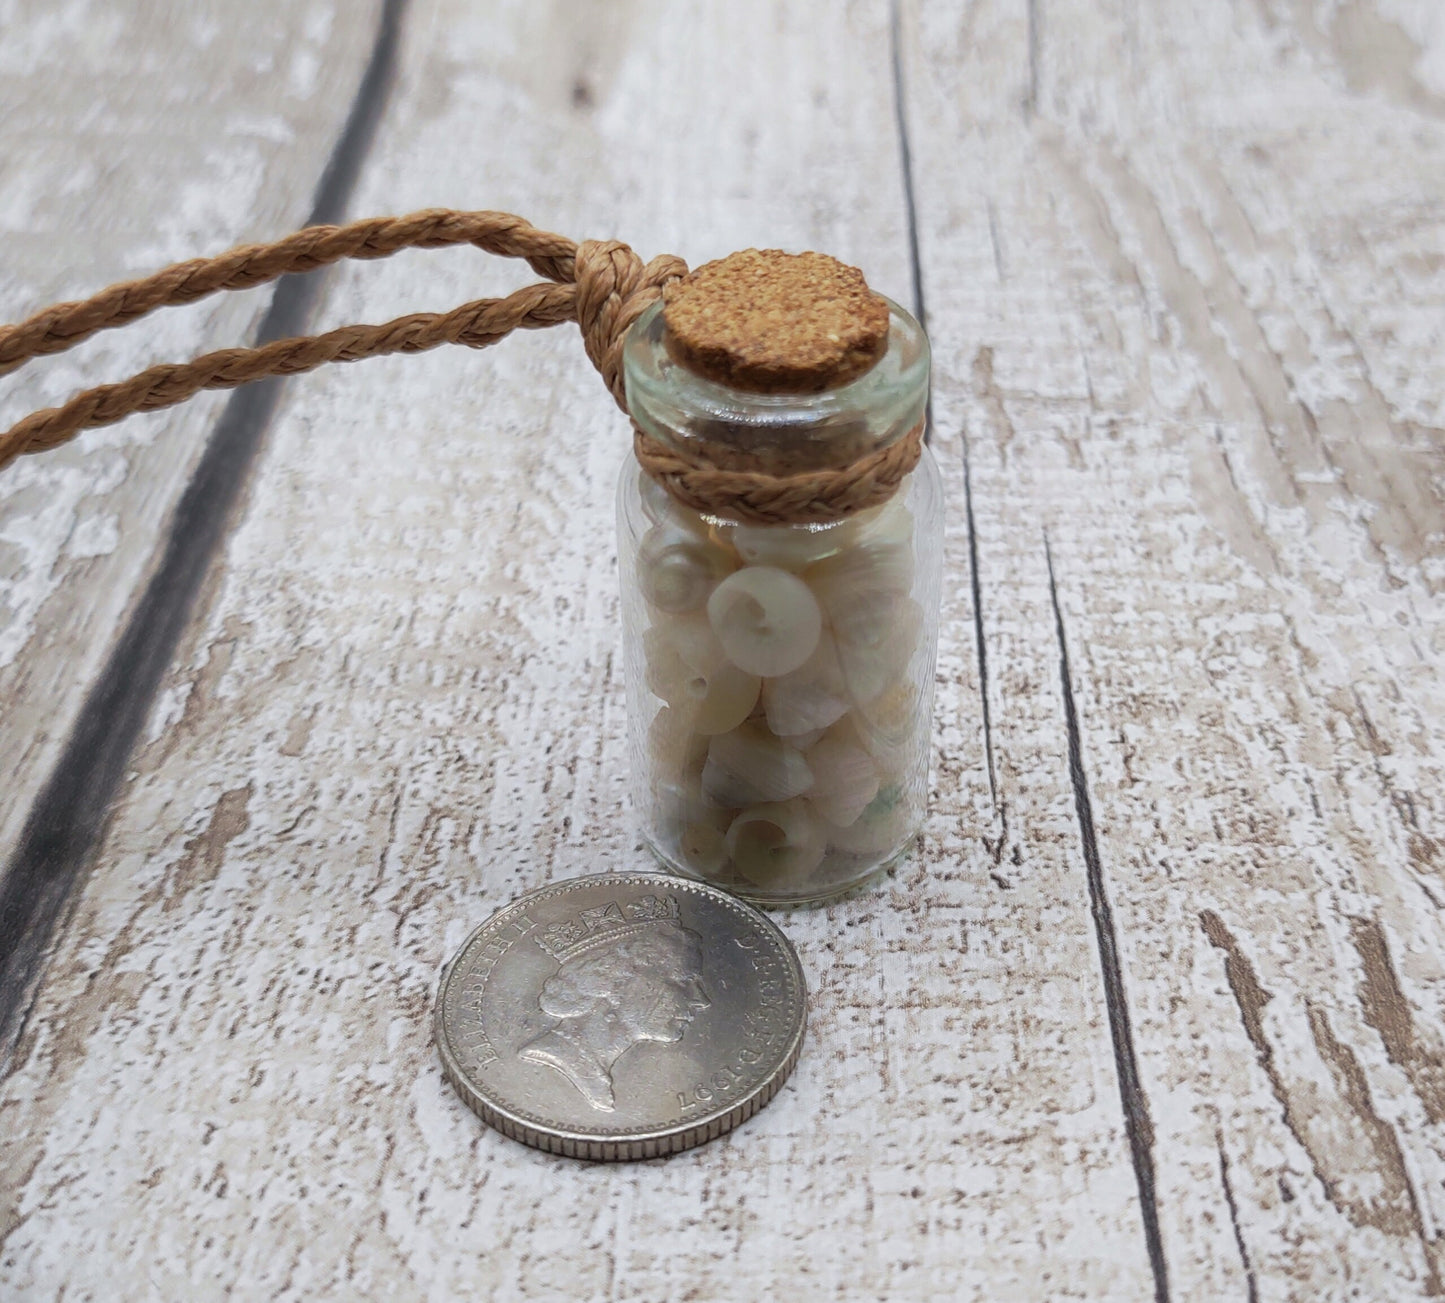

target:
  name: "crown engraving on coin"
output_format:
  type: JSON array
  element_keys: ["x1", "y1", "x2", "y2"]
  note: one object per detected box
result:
[
  {"x1": 533, "y1": 894, "x2": 681, "y2": 963},
  {"x1": 519, "y1": 894, "x2": 710, "y2": 1113}
]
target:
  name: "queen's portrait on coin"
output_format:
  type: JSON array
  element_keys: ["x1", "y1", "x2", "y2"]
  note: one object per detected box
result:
[{"x1": 519, "y1": 895, "x2": 711, "y2": 1112}]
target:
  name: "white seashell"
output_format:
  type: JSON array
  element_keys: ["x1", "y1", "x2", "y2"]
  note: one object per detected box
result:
[
  {"x1": 829, "y1": 687, "x2": 920, "y2": 780},
  {"x1": 777, "y1": 725, "x2": 827, "y2": 750},
  {"x1": 853, "y1": 493, "x2": 914, "y2": 547},
  {"x1": 726, "y1": 800, "x2": 826, "y2": 888},
  {"x1": 652, "y1": 771, "x2": 731, "y2": 875},
  {"x1": 761, "y1": 630, "x2": 851, "y2": 737},
  {"x1": 647, "y1": 706, "x2": 710, "y2": 776},
  {"x1": 707, "y1": 566, "x2": 822, "y2": 677},
  {"x1": 638, "y1": 524, "x2": 734, "y2": 613},
  {"x1": 645, "y1": 610, "x2": 723, "y2": 678},
  {"x1": 695, "y1": 663, "x2": 761, "y2": 735},
  {"x1": 821, "y1": 784, "x2": 912, "y2": 855},
  {"x1": 830, "y1": 587, "x2": 902, "y2": 651},
  {"x1": 652, "y1": 768, "x2": 724, "y2": 823},
  {"x1": 645, "y1": 614, "x2": 761, "y2": 735},
  {"x1": 678, "y1": 821, "x2": 729, "y2": 875},
  {"x1": 701, "y1": 723, "x2": 814, "y2": 807},
  {"x1": 835, "y1": 598, "x2": 923, "y2": 705},
  {"x1": 806, "y1": 535, "x2": 915, "y2": 649},
  {"x1": 805, "y1": 733, "x2": 879, "y2": 827},
  {"x1": 647, "y1": 753, "x2": 728, "y2": 878},
  {"x1": 725, "y1": 519, "x2": 858, "y2": 571}
]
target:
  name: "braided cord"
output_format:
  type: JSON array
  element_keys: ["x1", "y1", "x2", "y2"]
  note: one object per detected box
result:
[
  {"x1": 0, "y1": 209, "x2": 920, "y2": 523},
  {"x1": 6, "y1": 283, "x2": 579, "y2": 461},
  {"x1": 0, "y1": 209, "x2": 578, "y2": 376},
  {"x1": 0, "y1": 211, "x2": 682, "y2": 473}
]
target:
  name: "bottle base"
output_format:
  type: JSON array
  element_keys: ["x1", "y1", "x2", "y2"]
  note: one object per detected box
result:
[{"x1": 644, "y1": 833, "x2": 917, "y2": 908}]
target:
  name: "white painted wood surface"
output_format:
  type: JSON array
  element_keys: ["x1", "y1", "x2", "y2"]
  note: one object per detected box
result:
[
  {"x1": 2, "y1": 0, "x2": 1443, "y2": 1299},
  {"x1": 0, "y1": 0, "x2": 384, "y2": 874},
  {"x1": 906, "y1": 0, "x2": 1445, "y2": 1296}
]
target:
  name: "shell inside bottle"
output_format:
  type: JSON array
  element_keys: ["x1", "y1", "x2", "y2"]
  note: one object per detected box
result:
[{"x1": 629, "y1": 473, "x2": 939, "y2": 903}]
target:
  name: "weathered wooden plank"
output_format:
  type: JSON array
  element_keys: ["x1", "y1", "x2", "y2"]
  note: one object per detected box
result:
[
  {"x1": 0, "y1": 0, "x2": 1155, "y2": 1297},
  {"x1": 0, "y1": 0, "x2": 385, "y2": 876},
  {"x1": 905, "y1": 0, "x2": 1445, "y2": 1297}
]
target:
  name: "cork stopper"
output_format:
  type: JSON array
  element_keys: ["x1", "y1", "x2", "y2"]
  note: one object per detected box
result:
[{"x1": 661, "y1": 249, "x2": 890, "y2": 394}]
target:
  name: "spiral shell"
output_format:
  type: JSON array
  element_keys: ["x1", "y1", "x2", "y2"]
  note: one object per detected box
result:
[
  {"x1": 726, "y1": 799, "x2": 827, "y2": 888},
  {"x1": 651, "y1": 765, "x2": 731, "y2": 876},
  {"x1": 707, "y1": 566, "x2": 823, "y2": 678},
  {"x1": 645, "y1": 613, "x2": 761, "y2": 736},
  {"x1": 805, "y1": 732, "x2": 880, "y2": 828},
  {"x1": 761, "y1": 630, "x2": 851, "y2": 738},
  {"x1": 697, "y1": 664, "x2": 762, "y2": 735},
  {"x1": 678, "y1": 820, "x2": 730, "y2": 874},
  {"x1": 835, "y1": 597, "x2": 924, "y2": 706},
  {"x1": 646, "y1": 706, "x2": 710, "y2": 776},
  {"x1": 777, "y1": 725, "x2": 827, "y2": 750},
  {"x1": 806, "y1": 536, "x2": 915, "y2": 649},
  {"x1": 854, "y1": 493, "x2": 914, "y2": 547},
  {"x1": 725, "y1": 518, "x2": 858, "y2": 571},
  {"x1": 638, "y1": 523, "x2": 734, "y2": 613},
  {"x1": 701, "y1": 723, "x2": 814, "y2": 807},
  {"x1": 822, "y1": 784, "x2": 912, "y2": 856},
  {"x1": 829, "y1": 686, "x2": 920, "y2": 782},
  {"x1": 645, "y1": 609, "x2": 721, "y2": 676},
  {"x1": 652, "y1": 767, "x2": 724, "y2": 822}
]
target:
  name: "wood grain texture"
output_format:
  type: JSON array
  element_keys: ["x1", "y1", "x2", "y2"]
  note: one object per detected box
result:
[
  {"x1": 5, "y1": 0, "x2": 1444, "y2": 1299},
  {"x1": 904, "y1": 0, "x2": 1445, "y2": 1297},
  {"x1": 0, "y1": 0, "x2": 384, "y2": 873},
  {"x1": 0, "y1": 0, "x2": 1157, "y2": 1298}
]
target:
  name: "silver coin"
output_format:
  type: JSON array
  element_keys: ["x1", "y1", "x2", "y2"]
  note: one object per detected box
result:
[{"x1": 435, "y1": 872, "x2": 806, "y2": 1160}]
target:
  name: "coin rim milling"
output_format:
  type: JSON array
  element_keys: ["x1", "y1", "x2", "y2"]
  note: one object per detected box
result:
[{"x1": 434, "y1": 872, "x2": 807, "y2": 1161}]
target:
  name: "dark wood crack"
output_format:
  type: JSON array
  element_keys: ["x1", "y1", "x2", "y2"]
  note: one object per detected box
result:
[
  {"x1": 1046, "y1": 534, "x2": 1170, "y2": 1303},
  {"x1": 0, "y1": 0, "x2": 411, "y2": 1071},
  {"x1": 888, "y1": 0, "x2": 932, "y2": 440},
  {"x1": 1025, "y1": 0, "x2": 1042, "y2": 120},
  {"x1": 1216, "y1": 1127, "x2": 1259, "y2": 1303},
  {"x1": 962, "y1": 434, "x2": 998, "y2": 808},
  {"x1": 890, "y1": 4, "x2": 995, "y2": 819}
]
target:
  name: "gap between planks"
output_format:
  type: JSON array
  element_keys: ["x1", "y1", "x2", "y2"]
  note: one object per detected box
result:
[
  {"x1": 897, "y1": 0, "x2": 1167, "y2": 1289},
  {"x1": 1048, "y1": 532, "x2": 1171, "y2": 1303},
  {"x1": 0, "y1": 0, "x2": 411, "y2": 1071}
]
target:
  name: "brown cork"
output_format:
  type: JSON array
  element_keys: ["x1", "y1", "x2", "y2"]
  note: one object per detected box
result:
[{"x1": 661, "y1": 248, "x2": 890, "y2": 393}]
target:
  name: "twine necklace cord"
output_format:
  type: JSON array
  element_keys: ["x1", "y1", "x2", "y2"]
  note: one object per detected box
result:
[{"x1": 0, "y1": 208, "x2": 919, "y2": 523}]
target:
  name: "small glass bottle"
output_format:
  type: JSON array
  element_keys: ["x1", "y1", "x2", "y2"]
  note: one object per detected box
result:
[{"x1": 617, "y1": 263, "x2": 942, "y2": 905}]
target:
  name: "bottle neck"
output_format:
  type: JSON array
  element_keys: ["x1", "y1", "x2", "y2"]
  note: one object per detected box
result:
[{"x1": 623, "y1": 299, "x2": 929, "y2": 479}]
